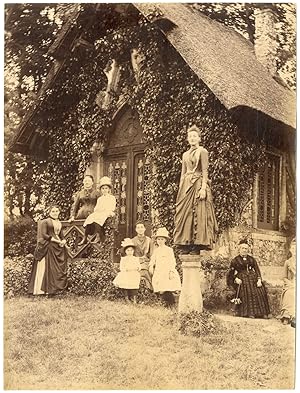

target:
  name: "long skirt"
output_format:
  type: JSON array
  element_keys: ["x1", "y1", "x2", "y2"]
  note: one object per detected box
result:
[
  {"x1": 279, "y1": 284, "x2": 295, "y2": 320},
  {"x1": 235, "y1": 271, "x2": 270, "y2": 317},
  {"x1": 174, "y1": 174, "x2": 218, "y2": 249},
  {"x1": 152, "y1": 269, "x2": 181, "y2": 293},
  {"x1": 113, "y1": 271, "x2": 140, "y2": 290},
  {"x1": 28, "y1": 242, "x2": 68, "y2": 295}
]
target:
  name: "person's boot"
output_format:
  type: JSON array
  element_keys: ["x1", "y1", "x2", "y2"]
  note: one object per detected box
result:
[
  {"x1": 92, "y1": 233, "x2": 102, "y2": 243},
  {"x1": 78, "y1": 235, "x2": 88, "y2": 246}
]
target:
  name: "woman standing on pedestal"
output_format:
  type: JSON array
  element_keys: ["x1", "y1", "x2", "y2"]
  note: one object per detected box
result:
[{"x1": 174, "y1": 125, "x2": 218, "y2": 254}]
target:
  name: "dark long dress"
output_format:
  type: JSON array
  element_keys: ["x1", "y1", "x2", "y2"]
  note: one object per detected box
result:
[
  {"x1": 28, "y1": 218, "x2": 68, "y2": 295},
  {"x1": 132, "y1": 235, "x2": 153, "y2": 291},
  {"x1": 227, "y1": 255, "x2": 270, "y2": 317},
  {"x1": 70, "y1": 187, "x2": 100, "y2": 219},
  {"x1": 174, "y1": 146, "x2": 218, "y2": 249}
]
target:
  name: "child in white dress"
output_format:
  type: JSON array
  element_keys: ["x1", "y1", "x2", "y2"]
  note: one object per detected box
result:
[
  {"x1": 79, "y1": 176, "x2": 116, "y2": 245},
  {"x1": 149, "y1": 227, "x2": 181, "y2": 307},
  {"x1": 113, "y1": 238, "x2": 141, "y2": 304}
]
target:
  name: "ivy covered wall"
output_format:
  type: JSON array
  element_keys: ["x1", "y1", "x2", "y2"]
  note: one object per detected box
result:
[{"x1": 33, "y1": 5, "x2": 276, "y2": 236}]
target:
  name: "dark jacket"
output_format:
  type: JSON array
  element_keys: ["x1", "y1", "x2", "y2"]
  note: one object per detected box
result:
[{"x1": 34, "y1": 218, "x2": 65, "y2": 261}]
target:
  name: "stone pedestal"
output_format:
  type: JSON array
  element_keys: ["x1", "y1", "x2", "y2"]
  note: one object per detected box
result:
[{"x1": 178, "y1": 254, "x2": 203, "y2": 313}]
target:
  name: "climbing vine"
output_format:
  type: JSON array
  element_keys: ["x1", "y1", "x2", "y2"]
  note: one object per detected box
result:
[{"x1": 32, "y1": 5, "x2": 267, "y2": 231}]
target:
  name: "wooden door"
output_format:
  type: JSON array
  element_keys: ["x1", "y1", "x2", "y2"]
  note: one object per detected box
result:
[{"x1": 103, "y1": 145, "x2": 151, "y2": 260}]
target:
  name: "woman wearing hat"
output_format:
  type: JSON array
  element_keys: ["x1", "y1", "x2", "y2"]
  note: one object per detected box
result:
[
  {"x1": 113, "y1": 238, "x2": 141, "y2": 303},
  {"x1": 79, "y1": 176, "x2": 116, "y2": 245},
  {"x1": 149, "y1": 227, "x2": 181, "y2": 307},
  {"x1": 227, "y1": 239, "x2": 271, "y2": 319},
  {"x1": 174, "y1": 125, "x2": 218, "y2": 254}
]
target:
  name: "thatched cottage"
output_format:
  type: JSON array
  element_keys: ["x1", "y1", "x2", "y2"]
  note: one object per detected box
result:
[{"x1": 10, "y1": 3, "x2": 295, "y2": 293}]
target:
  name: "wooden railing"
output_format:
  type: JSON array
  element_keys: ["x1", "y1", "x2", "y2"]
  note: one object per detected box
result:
[{"x1": 61, "y1": 219, "x2": 117, "y2": 260}]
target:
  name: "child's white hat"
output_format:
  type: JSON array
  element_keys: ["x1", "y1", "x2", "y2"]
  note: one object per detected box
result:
[
  {"x1": 121, "y1": 238, "x2": 136, "y2": 250},
  {"x1": 99, "y1": 176, "x2": 112, "y2": 188},
  {"x1": 155, "y1": 227, "x2": 169, "y2": 239}
]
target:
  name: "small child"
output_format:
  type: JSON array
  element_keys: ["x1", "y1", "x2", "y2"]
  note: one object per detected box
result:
[
  {"x1": 113, "y1": 238, "x2": 141, "y2": 304},
  {"x1": 79, "y1": 176, "x2": 116, "y2": 245},
  {"x1": 149, "y1": 227, "x2": 181, "y2": 307}
]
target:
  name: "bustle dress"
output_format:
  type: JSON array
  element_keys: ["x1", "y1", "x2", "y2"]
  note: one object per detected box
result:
[
  {"x1": 28, "y1": 218, "x2": 68, "y2": 295},
  {"x1": 174, "y1": 146, "x2": 218, "y2": 250}
]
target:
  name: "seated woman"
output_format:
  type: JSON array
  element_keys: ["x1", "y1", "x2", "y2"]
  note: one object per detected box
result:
[
  {"x1": 79, "y1": 176, "x2": 116, "y2": 245},
  {"x1": 132, "y1": 222, "x2": 153, "y2": 291},
  {"x1": 28, "y1": 205, "x2": 68, "y2": 296},
  {"x1": 69, "y1": 174, "x2": 100, "y2": 221},
  {"x1": 227, "y1": 239, "x2": 271, "y2": 319},
  {"x1": 278, "y1": 238, "x2": 296, "y2": 326}
]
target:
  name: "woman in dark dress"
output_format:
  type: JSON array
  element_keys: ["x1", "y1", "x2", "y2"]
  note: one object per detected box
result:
[
  {"x1": 69, "y1": 175, "x2": 100, "y2": 221},
  {"x1": 174, "y1": 125, "x2": 218, "y2": 254},
  {"x1": 28, "y1": 205, "x2": 68, "y2": 295},
  {"x1": 227, "y1": 240, "x2": 271, "y2": 318}
]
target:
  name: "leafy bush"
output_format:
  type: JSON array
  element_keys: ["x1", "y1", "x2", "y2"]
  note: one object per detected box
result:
[
  {"x1": 3, "y1": 256, "x2": 33, "y2": 298},
  {"x1": 4, "y1": 254, "x2": 158, "y2": 305},
  {"x1": 178, "y1": 309, "x2": 224, "y2": 337},
  {"x1": 4, "y1": 216, "x2": 37, "y2": 257}
]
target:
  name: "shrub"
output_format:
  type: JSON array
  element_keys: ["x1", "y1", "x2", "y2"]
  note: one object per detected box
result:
[
  {"x1": 4, "y1": 253, "x2": 158, "y2": 305},
  {"x1": 178, "y1": 309, "x2": 224, "y2": 337},
  {"x1": 4, "y1": 216, "x2": 37, "y2": 257},
  {"x1": 3, "y1": 256, "x2": 33, "y2": 298}
]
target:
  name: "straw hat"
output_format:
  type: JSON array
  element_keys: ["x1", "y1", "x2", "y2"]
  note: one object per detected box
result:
[
  {"x1": 121, "y1": 238, "x2": 136, "y2": 251},
  {"x1": 99, "y1": 176, "x2": 112, "y2": 188},
  {"x1": 155, "y1": 227, "x2": 169, "y2": 239}
]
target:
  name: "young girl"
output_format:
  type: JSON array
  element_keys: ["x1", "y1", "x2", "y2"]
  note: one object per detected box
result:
[
  {"x1": 149, "y1": 227, "x2": 181, "y2": 307},
  {"x1": 79, "y1": 176, "x2": 116, "y2": 245},
  {"x1": 113, "y1": 238, "x2": 141, "y2": 304}
]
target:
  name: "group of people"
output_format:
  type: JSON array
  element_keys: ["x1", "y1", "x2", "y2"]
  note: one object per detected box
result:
[
  {"x1": 27, "y1": 124, "x2": 295, "y2": 325},
  {"x1": 28, "y1": 175, "x2": 116, "y2": 296},
  {"x1": 113, "y1": 226, "x2": 181, "y2": 306}
]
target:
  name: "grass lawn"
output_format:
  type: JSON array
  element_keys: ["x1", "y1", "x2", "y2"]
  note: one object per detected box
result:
[{"x1": 4, "y1": 296, "x2": 295, "y2": 389}]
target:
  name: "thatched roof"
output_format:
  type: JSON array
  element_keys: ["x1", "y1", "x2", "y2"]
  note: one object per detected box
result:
[
  {"x1": 10, "y1": 3, "x2": 295, "y2": 156},
  {"x1": 135, "y1": 3, "x2": 296, "y2": 129}
]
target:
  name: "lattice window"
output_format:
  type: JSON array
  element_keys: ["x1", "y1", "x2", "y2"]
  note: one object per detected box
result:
[
  {"x1": 107, "y1": 160, "x2": 127, "y2": 225},
  {"x1": 257, "y1": 152, "x2": 280, "y2": 230}
]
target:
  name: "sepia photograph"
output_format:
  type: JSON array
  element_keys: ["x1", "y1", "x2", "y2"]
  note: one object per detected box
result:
[{"x1": 3, "y1": 1, "x2": 296, "y2": 389}]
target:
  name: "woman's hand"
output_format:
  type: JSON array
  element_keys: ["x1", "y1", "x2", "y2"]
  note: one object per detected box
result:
[
  {"x1": 234, "y1": 277, "x2": 242, "y2": 285},
  {"x1": 68, "y1": 216, "x2": 75, "y2": 223},
  {"x1": 257, "y1": 278, "x2": 262, "y2": 287},
  {"x1": 60, "y1": 239, "x2": 67, "y2": 247},
  {"x1": 198, "y1": 188, "x2": 206, "y2": 200}
]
